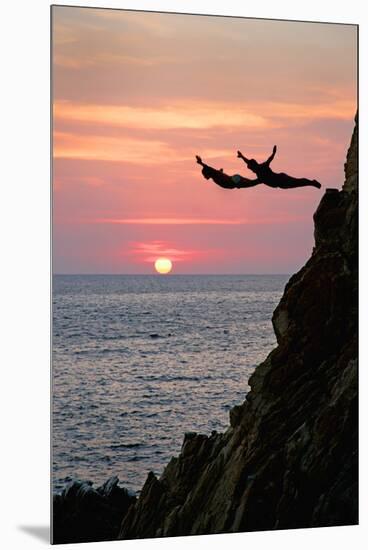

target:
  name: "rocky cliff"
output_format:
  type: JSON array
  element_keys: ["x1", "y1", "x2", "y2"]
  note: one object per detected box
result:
[
  {"x1": 119, "y1": 116, "x2": 358, "y2": 539},
  {"x1": 53, "y1": 476, "x2": 136, "y2": 544}
]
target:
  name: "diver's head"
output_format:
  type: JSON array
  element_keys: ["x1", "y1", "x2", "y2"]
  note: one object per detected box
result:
[{"x1": 202, "y1": 166, "x2": 211, "y2": 179}]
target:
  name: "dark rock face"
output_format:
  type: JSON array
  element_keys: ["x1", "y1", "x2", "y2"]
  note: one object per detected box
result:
[
  {"x1": 119, "y1": 116, "x2": 358, "y2": 539},
  {"x1": 52, "y1": 476, "x2": 136, "y2": 544}
]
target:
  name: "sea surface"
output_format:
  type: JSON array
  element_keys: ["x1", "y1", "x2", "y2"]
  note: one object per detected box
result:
[{"x1": 52, "y1": 274, "x2": 289, "y2": 494}]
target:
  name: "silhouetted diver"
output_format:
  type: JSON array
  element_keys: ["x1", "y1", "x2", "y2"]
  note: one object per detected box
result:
[
  {"x1": 196, "y1": 146, "x2": 321, "y2": 190},
  {"x1": 237, "y1": 146, "x2": 321, "y2": 189},
  {"x1": 196, "y1": 155, "x2": 260, "y2": 189}
]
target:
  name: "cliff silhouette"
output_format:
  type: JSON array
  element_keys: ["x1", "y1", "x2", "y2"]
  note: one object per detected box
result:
[{"x1": 53, "y1": 115, "x2": 358, "y2": 543}]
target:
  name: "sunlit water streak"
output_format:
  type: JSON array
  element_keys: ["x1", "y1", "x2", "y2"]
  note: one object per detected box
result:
[{"x1": 52, "y1": 274, "x2": 288, "y2": 494}]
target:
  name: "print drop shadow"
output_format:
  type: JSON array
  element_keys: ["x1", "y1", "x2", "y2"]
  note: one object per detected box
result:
[{"x1": 18, "y1": 525, "x2": 50, "y2": 544}]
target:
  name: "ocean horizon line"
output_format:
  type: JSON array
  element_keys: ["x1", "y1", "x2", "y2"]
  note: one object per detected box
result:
[{"x1": 53, "y1": 272, "x2": 291, "y2": 277}]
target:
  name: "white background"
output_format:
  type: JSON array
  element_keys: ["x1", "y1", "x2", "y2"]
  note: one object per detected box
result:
[{"x1": 1, "y1": 0, "x2": 366, "y2": 548}]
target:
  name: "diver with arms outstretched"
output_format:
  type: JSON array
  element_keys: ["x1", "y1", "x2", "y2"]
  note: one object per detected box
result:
[{"x1": 196, "y1": 146, "x2": 321, "y2": 190}]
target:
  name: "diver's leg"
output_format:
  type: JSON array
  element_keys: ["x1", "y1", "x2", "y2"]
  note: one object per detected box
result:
[
  {"x1": 273, "y1": 174, "x2": 321, "y2": 189},
  {"x1": 286, "y1": 177, "x2": 321, "y2": 189}
]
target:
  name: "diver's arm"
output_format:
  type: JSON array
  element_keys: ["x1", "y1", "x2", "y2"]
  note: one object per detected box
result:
[
  {"x1": 237, "y1": 150, "x2": 250, "y2": 166},
  {"x1": 265, "y1": 145, "x2": 277, "y2": 166}
]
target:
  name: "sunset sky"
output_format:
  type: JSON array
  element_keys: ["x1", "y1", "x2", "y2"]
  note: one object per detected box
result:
[{"x1": 52, "y1": 6, "x2": 357, "y2": 274}]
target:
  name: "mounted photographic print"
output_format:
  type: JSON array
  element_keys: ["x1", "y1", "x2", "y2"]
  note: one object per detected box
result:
[{"x1": 51, "y1": 5, "x2": 358, "y2": 544}]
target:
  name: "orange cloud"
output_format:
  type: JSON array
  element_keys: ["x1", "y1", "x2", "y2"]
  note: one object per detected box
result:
[
  {"x1": 54, "y1": 100, "x2": 268, "y2": 131},
  {"x1": 54, "y1": 52, "x2": 173, "y2": 69},
  {"x1": 54, "y1": 98, "x2": 355, "y2": 135},
  {"x1": 53, "y1": 130, "x2": 231, "y2": 163},
  {"x1": 53, "y1": 130, "x2": 174, "y2": 163}
]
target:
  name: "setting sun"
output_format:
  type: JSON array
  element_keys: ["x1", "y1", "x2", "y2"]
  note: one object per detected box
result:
[{"x1": 154, "y1": 258, "x2": 173, "y2": 274}]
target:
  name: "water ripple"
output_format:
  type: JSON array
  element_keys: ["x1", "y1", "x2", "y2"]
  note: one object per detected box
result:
[{"x1": 52, "y1": 274, "x2": 288, "y2": 493}]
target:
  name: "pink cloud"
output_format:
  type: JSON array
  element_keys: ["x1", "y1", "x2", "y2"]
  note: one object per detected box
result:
[
  {"x1": 92, "y1": 216, "x2": 306, "y2": 226},
  {"x1": 127, "y1": 240, "x2": 210, "y2": 264}
]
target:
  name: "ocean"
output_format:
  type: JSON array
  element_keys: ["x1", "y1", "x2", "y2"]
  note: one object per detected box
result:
[{"x1": 52, "y1": 274, "x2": 288, "y2": 494}]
